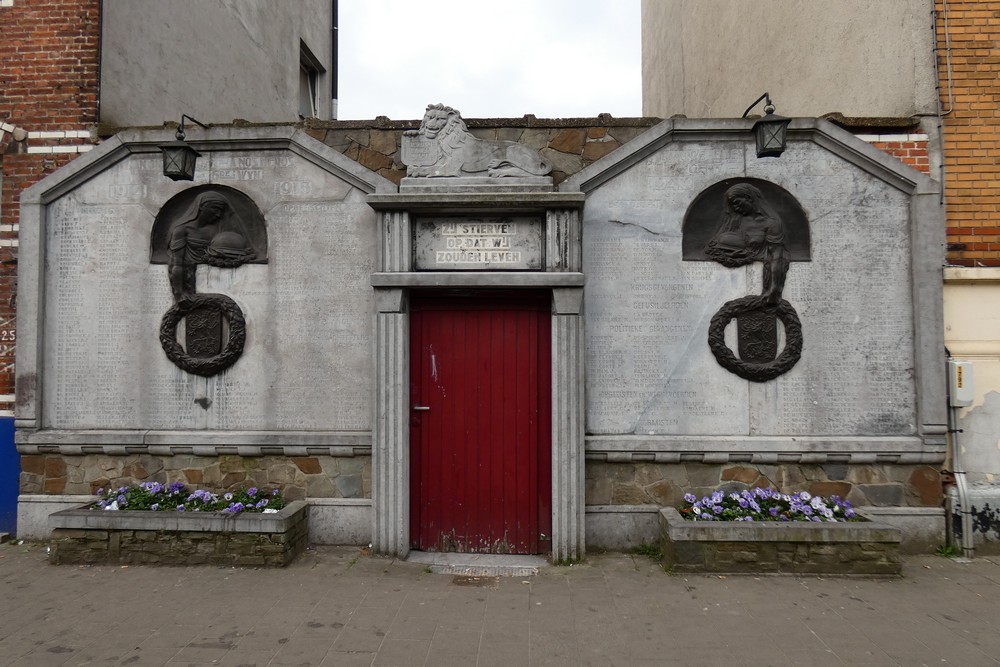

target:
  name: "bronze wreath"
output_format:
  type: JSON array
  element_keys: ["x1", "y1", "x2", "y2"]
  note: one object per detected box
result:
[
  {"x1": 203, "y1": 255, "x2": 251, "y2": 269},
  {"x1": 707, "y1": 296, "x2": 803, "y2": 382},
  {"x1": 159, "y1": 293, "x2": 246, "y2": 377}
]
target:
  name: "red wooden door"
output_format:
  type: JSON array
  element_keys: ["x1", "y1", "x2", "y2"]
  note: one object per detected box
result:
[{"x1": 409, "y1": 291, "x2": 552, "y2": 554}]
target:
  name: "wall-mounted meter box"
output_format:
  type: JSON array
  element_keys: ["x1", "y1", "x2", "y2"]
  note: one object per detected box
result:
[{"x1": 948, "y1": 360, "x2": 975, "y2": 408}]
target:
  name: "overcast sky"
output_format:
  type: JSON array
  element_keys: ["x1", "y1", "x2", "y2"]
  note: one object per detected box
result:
[{"x1": 337, "y1": 0, "x2": 641, "y2": 121}]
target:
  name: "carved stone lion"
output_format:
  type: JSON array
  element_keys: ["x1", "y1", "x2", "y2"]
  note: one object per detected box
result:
[{"x1": 402, "y1": 103, "x2": 551, "y2": 178}]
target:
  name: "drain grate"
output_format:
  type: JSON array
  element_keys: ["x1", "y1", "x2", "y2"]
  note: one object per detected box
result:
[
  {"x1": 434, "y1": 564, "x2": 539, "y2": 577},
  {"x1": 408, "y1": 551, "x2": 547, "y2": 577}
]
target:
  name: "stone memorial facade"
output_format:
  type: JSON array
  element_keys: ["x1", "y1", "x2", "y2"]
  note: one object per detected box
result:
[
  {"x1": 567, "y1": 119, "x2": 945, "y2": 552},
  {"x1": 16, "y1": 111, "x2": 946, "y2": 557},
  {"x1": 16, "y1": 127, "x2": 389, "y2": 545}
]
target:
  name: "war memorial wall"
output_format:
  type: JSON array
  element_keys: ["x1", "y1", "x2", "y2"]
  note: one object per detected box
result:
[
  {"x1": 14, "y1": 113, "x2": 947, "y2": 555},
  {"x1": 16, "y1": 127, "x2": 387, "y2": 544},
  {"x1": 566, "y1": 120, "x2": 945, "y2": 551}
]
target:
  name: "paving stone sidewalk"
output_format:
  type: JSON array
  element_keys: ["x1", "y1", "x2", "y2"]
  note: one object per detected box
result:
[{"x1": 1, "y1": 542, "x2": 999, "y2": 666}]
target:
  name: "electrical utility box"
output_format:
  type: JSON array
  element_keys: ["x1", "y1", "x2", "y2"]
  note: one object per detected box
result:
[{"x1": 948, "y1": 360, "x2": 975, "y2": 408}]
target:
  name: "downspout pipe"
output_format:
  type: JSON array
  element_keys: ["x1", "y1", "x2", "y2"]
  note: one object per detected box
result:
[
  {"x1": 936, "y1": 0, "x2": 972, "y2": 557},
  {"x1": 96, "y1": 0, "x2": 103, "y2": 123},
  {"x1": 931, "y1": 1, "x2": 953, "y2": 206},
  {"x1": 331, "y1": 0, "x2": 338, "y2": 119},
  {"x1": 946, "y1": 349, "x2": 975, "y2": 559}
]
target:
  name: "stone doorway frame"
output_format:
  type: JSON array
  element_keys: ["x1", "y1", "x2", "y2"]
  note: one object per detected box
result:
[{"x1": 367, "y1": 191, "x2": 586, "y2": 561}]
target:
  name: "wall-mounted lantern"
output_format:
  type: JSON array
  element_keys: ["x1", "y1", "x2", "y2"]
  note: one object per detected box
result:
[
  {"x1": 742, "y1": 93, "x2": 790, "y2": 158},
  {"x1": 159, "y1": 115, "x2": 208, "y2": 181}
]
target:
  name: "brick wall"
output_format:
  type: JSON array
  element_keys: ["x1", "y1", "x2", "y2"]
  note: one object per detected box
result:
[
  {"x1": 865, "y1": 136, "x2": 931, "y2": 175},
  {"x1": 0, "y1": 0, "x2": 99, "y2": 128},
  {"x1": 0, "y1": 0, "x2": 100, "y2": 411},
  {"x1": 936, "y1": 1, "x2": 1000, "y2": 266}
]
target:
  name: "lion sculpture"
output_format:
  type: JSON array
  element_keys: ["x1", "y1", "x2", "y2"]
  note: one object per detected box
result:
[{"x1": 402, "y1": 103, "x2": 551, "y2": 178}]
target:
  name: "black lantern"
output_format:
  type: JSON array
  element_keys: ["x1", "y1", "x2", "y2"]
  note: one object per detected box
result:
[
  {"x1": 742, "y1": 93, "x2": 790, "y2": 159},
  {"x1": 159, "y1": 115, "x2": 207, "y2": 181}
]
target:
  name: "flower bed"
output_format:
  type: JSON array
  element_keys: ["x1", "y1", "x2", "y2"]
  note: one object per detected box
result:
[
  {"x1": 661, "y1": 490, "x2": 902, "y2": 574},
  {"x1": 48, "y1": 497, "x2": 308, "y2": 567},
  {"x1": 681, "y1": 488, "x2": 862, "y2": 523},
  {"x1": 94, "y1": 481, "x2": 286, "y2": 514}
]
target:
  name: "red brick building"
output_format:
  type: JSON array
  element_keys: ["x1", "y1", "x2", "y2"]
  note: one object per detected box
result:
[
  {"x1": 936, "y1": 0, "x2": 1000, "y2": 265},
  {"x1": 0, "y1": 0, "x2": 101, "y2": 411}
]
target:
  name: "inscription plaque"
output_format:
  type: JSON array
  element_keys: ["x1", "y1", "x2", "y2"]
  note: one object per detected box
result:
[
  {"x1": 582, "y1": 140, "x2": 917, "y2": 437},
  {"x1": 413, "y1": 216, "x2": 543, "y2": 270},
  {"x1": 584, "y1": 223, "x2": 750, "y2": 435},
  {"x1": 40, "y1": 153, "x2": 377, "y2": 432}
]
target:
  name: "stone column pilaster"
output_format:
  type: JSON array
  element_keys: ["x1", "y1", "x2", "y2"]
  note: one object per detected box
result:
[
  {"x1": 551, "y1": 287, "x2": 585, "y2": 561},
  {"x1": 378, "y1": 210, "x2": 411, "y2": 272},
  {"x1": 372, "y1": 288, "x2": 409, "y2": 557},
  {"x1": 546, "y1": 208, "x2": 582, "y2": 272}
]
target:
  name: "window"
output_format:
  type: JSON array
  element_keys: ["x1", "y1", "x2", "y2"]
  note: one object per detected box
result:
[{"x1": 299, "y1": 41, "x2": 325, "y2": 119}]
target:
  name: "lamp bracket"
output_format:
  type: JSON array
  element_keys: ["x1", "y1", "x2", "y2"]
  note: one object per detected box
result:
[
  {"x1": 742, "y1": 92, "x2": 773, "y2": 119},
  {"x1": 176, "y1": 114, "x2": 209, "y2": 141}
]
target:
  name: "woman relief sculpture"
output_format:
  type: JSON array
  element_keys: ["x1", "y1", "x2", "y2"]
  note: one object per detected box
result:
[
  {"x1": 167, "y1": 191, "x2": 257, "y2": 300},
  {"x1": 151, "y1": 187, "x2": 267, "y2": 377},
  {"x1": 683, "y1": 179, "x2": 810, "y2": 382},
  {"x1": 705, "y1": 184, "x2": 790, "y2": 306}
]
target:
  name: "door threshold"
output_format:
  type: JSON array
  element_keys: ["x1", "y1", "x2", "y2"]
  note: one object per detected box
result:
[{"x1": 406, "y1": 551, "x2": 548, "y2": 577}]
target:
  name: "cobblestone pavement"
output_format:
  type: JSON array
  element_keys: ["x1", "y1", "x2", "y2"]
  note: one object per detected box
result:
[{"x1": 1, "y1": 542, "x2": 999, "y2": 666}]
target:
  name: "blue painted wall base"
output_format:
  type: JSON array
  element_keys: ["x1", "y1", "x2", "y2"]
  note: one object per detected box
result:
[{"x1": 0, "y1": 417, "x2": 18, "y2": 534}]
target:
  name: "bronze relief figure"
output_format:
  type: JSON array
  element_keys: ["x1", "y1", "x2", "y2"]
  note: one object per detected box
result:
[
  {"x1": 705, "y1": 183, "x2": 790, "y2": 305},
  {"x1": 151, "y1": 186, "x2": 267, "y2": 377},
  {"x1": 683, "y1": 179, "x2": 810, "y2": 382}
]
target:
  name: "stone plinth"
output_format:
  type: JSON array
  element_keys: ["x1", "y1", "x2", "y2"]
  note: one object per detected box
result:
[
  {"x1": 659, "y1": 507, "x2": 902, "y2": 575},
  {"x1": 48, "y1": 500, "x2": 307, "y2": 566}
]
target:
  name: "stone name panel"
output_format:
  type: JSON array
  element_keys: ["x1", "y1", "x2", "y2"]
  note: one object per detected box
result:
[
  {"x1": 42, "y1": 152, "x2": 374, "y2": 432},
  {"x1": 583, "y1": 141, "x2": 917, "y2": 437},
  {"x1": 413, "y1": 216, "x2": 543, "y2": 270}
]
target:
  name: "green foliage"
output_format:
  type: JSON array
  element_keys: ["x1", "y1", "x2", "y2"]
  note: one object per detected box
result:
[
  {"x1": 682, "y1": 488, "x2": 864, "y2": 523},
  {"x1": 93, "y1": 482, "x2": 286, "y2": 514},
  {"x1": 936, "y1": 544, "x2": 962, "y2": 558},
  {"x1": 552, "y1": 556, "x2": 584, "y2": 566},
  {"x1": 630, "y1": 543, "x2": 662, "y2": 560}
]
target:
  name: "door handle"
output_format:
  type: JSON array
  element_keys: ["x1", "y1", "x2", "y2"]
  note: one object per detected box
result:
[{"x1": 413, "y1": 405, "x2": 430, "y2": 411}]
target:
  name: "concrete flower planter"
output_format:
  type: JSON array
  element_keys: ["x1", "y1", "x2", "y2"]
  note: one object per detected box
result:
[
  {"x1": 48, "y1": 500, "x2": 308, "y2": 566},
  {"x1": 660, "y1": 507, "x2": 902, "y2": 575}
]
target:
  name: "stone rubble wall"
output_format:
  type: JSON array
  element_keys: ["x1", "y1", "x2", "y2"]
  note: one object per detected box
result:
[
  {"x1": 49, "y1": 511, "x2": 308, "y2": 567},
  {"x1": 19, "y1": 454, "x2": 371, "y2": 502},
  {"x1": 661, "y1": 537, "x2": 902, "y2": 575},
  {"x1": 22, "y1": 456, "x2": 941, "y2": 510},
  {"x1": 663, "y1": 535, "x2": 902, "y2": 575},
  {"x1": 587, "y1": 461, "x2": 943, "y2": 509},
  {"x1": 660, "y1": 507, "x2": 903, "y2": 575},
  {"x1": 301, "y1": 115, "x2": 661, "y2": 186}
]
